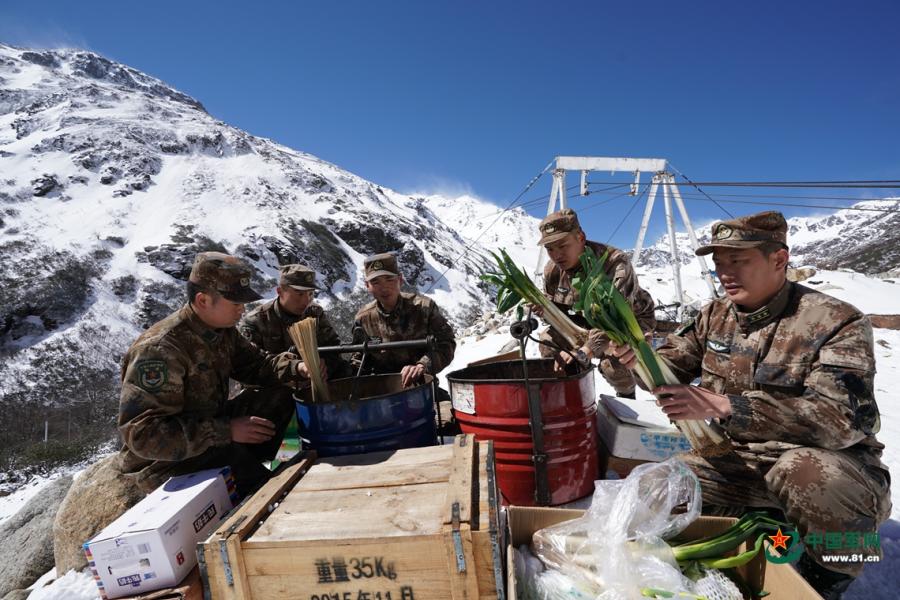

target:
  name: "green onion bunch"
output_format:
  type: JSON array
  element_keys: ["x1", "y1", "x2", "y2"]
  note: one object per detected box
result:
[
  {"x1": 481, "y1": 249, "x2": 589, "y2": 349},
  {"x1": 572, "y1": 246, "x2": 729, "y2": 455}
]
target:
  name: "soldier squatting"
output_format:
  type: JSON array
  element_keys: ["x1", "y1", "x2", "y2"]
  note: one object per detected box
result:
[{"x1": 52, "y1": 208, "x2": 888, "y2": 597}]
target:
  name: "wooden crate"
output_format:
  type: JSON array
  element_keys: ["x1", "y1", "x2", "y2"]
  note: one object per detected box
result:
[{"x1": 199, "y1": 435, "x2": 504, "y2": 600}]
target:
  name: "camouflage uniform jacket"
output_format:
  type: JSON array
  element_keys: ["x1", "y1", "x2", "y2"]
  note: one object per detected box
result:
[
  {"x1": 239, "y1": 299, "x2": 344, "y2": 376},
  {"x1": 658, "y1": 281, "x2": 885, "y2": 466},
  {"x1": 352, "y1": 292, "x2": 456, "y2": 375},
  {"x1": 117, "y1": 304, "x2": 302, "y2": 479},
  {"x1": 543, "y1": 240, "x2": 656, "y2": 355}
]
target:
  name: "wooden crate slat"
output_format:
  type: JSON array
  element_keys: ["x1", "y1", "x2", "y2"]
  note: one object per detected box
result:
[
  {"x1": 251, "y1": 482, "x2": 448, "y2": 542},
  {"x1": 442, "y1": 435, "x2": 476, "y2": 526},
  {"x1": 297, "y1": 449, "x2": 453, "y2": 492}
]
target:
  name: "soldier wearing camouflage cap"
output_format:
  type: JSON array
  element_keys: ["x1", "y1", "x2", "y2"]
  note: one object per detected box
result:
[
  {"x1": 240, "y1": 264, "x2": 349, "y2": 379},
  {"x1": 116, "y1": 252, "x2": 320, "y2": 494},
  {"x1": 537, "y1": 208, "x2": 656, "y2": 397},
  {"x1": 53, "y1": 252, "x2": 322, "y2": 572},
  {"x1": 612, "y1": 211, "x2": 890, "y2": 596},
  {"x1": 352, "y1": 252, "x2": 456, "y2": 388}
]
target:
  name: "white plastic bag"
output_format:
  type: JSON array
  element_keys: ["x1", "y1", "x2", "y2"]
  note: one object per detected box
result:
[{"x1": 532, "y1": 458, "x2": 702, "y2": 599}]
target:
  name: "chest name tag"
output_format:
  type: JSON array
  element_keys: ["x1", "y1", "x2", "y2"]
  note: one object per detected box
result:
[
  {"x1": 557, "y1": 287, "x2": 569, "y2": 295},
  {"x1": 707, "y1": 339, "x2": 731, "y2": 354}
]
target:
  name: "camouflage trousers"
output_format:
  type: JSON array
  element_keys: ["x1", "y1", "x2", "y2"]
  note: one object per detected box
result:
[
  {"x1": 680, "y1": 445, "x2": 891, "y2": 576},
  {"x1": 539, "y1": 329, "x2": 635, "y2": 395}
]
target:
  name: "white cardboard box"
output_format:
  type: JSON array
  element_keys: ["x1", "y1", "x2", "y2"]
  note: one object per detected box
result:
[
  {"x1": 596, "y1": 394, "x2": 691, "y2": 461},
  {"x1": 84, "y1": 467, "x2": 237, "y2": 599}
]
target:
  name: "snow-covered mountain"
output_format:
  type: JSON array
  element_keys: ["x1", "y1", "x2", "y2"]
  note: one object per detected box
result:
[{"x1": 0, "y1": 43, "x2": 539, "y2": 449}]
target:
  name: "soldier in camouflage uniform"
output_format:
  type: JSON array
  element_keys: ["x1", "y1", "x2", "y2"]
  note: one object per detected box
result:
[
  {"x1": 537, "y1": 208, "x2": 656, "y2": 397},
  {"x1": 116, "y1": 252, "x2": 317, "y2": 498},
  {"x1": 240, "y1": 263, "x2": 349, "y2": 379},
  {"x1": 612, "y1": 211, "x2": 890, "y2": 596},
  {"x1": 352, "y1": 253, "x2": 456, "y2": 388}
]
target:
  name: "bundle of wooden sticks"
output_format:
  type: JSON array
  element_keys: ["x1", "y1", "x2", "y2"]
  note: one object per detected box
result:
[{"x1": 287, "y1": 317, "x2": 331, "y2": 403}]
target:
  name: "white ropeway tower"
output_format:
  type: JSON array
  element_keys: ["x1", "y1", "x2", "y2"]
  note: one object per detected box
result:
[{"x1": 536, "y1": 156, "x2": 718, "y2": 320}]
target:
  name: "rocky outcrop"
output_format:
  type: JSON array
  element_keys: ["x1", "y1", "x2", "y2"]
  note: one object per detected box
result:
[
  {"x1": 869, "y1": 315, "x2": 900, "y2": 330},
  {"x1": 0, "y1": 475, "x2": 73, "y2": 596},
  {"x1": 53, "y1": 456, "x2": 144, "y2": 576}
]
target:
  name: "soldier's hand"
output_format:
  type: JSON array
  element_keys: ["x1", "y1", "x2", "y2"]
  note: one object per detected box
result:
[
  {"x1": 552, "y1": 345, "x2": 592, "y2": 373},
  {"x1": 609, "y1": 341, "x2": 638, "y2": 370},
  {"x1": 297, "y1": 362, "x2": 311, "y2": 379},
  {"x1": 528, "y1": 303, "x2": 545, "y2": 318},
  {"x1": 653, "y1": 384, "x2": 732, "y2": 420},
  {"x1": 296, "y1": 361, "x2": 326, "y2": 380},
  {"x1": 230, "y1": 416, "x2": 276, "y2": 444},
  {"x1": 400, "y1": 363, "x2": 426, "y2": 387}
]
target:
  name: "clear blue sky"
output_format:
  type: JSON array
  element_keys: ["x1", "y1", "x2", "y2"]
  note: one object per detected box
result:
[{"x1": 3, "y1": 0, "x2": 899, "y2": 247}]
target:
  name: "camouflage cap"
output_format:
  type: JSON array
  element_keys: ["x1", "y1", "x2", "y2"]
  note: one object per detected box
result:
[
  {"x1": 279, "y1": 263, "x2": 318, "y2": 291},
  {"x1": 188, "y1": 251, "x2": 261, "y2": 303},
  {"x1": 364, "y1": 252, "x2": 400, "y2": 281},
  {"x1": 696, "y1": 211, "x2": 788, "y2": 256},
  {"x1": 537, "y1": 208, "x2": 583, "y2": 246}
]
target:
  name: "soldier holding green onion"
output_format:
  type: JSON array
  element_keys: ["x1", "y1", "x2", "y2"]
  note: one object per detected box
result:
[
  {"x1": 611, "y1": 211, "x2": 890, "y2": 597},
  {"x1": 536, "y1": 208, "x2": 656, "y2": 398}
]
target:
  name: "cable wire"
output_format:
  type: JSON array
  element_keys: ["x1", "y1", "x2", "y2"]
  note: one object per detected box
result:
[
  {"x1": 668, "y1": 164, "x2": 734, "y2": 219},
  {"x1": 581, "y1": 183, "x2": 900, "y2": 213},
  {"x1": 586, "y1": 179, "x2": 900, "y2": 188},
  {"x1": 424, "y1": 159, "x2": 555, "y2": 292},
  {"x1": 606, "y1": 184, "x2": 649, "y2": 244}
]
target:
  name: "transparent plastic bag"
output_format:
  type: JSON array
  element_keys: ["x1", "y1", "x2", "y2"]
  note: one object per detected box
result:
[{"x1": 532, "y1": 458, "x2": 703, "y2": 599}]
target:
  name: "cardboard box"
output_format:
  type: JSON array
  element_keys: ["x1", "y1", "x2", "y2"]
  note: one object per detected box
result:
[
  {"x1": 85, "y1": 467, "x2": 237, "y2": 599},
  {"x1": 120, "y1": 566, "x2": 202, "y2": 600},
  {"x1": 199, "y1": 436, "x2": 504, "y2": 600},
  {"x1": 597, "y1": 394, "x2": 691, "y2": 462},
  {"x1": 507, "y1": 506, "x2": 822, "y2": 600},
  {"x1": 598, "y1": 439, "x2": 649, "y2": 479}
]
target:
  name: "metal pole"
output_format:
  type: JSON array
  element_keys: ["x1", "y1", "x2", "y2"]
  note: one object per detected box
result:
[
  {"x1": 556, "y1": 168, "x2": 568, "y2": 210},
  {"x1": 662, "y1": 176, "x2": 685, "y2": 320},
  {"x1": 632, "y1": 174, "x2": 661, "y2": 267},
  {"x1": 427, "y1": 337, "x2": 443, "y2": 446},
  {"x1": 535, "y1": 167, "x2": 567, "y2": 279},
  {"x1": 669, "y1": 174, "x2": 718, "y2": 299},
  {"x1": 518, "y1": 338, "x2": 550, "y2": 506}
]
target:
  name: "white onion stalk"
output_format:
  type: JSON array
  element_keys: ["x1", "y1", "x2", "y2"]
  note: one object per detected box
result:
[{"x1": 484, "y1": 250, "x2": 589, "y2": 349}]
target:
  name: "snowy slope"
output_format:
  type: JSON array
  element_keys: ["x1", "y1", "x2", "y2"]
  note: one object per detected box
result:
[{"x1": 420, "y1": 193, "x2": 541, "y2": 269}]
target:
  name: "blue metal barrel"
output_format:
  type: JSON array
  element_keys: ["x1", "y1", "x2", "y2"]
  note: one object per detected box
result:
[{"x1": 294, "y1": 374, "x2": 436, "y2": 457}]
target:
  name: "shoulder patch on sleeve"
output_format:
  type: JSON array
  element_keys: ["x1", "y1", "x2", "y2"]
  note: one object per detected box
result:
[
  {"x1": 675, "y1": 318, "x2": 696, "y2": 337},
  {"x1": 135, "y1": 359, "x2": 168, "y2": 392},
  {"x1": 819, "y1": 347, "x2": 873, "y2": 371}
]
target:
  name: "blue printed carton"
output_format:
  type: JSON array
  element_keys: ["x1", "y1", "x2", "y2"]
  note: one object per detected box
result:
[{"x1": 597, "y1": 394, "x2": 691, "y2": 462}]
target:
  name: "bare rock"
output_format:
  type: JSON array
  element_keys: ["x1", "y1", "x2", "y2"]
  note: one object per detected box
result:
[
  {"x1": 0, "y1": 475, "x2": 72, "y2": 596},
  {"x1": 787, "y1": 266, "x2": 817, "y2": 282},
  {"x1": 869, "y1": 315, "x2": 900, "y2": 330},
  {"x1": 52, "y1": 456, "x2": 144, "y2": 575}
]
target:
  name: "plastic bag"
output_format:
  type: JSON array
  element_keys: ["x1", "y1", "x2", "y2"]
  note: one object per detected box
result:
[{"x1": 532, "y1": 458, "x2": 702, "y2": 599}]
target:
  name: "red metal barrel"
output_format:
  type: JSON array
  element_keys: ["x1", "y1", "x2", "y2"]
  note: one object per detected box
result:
[{"x1": 446, "y1": 359, "x2": 598, "y2": 506}]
